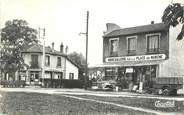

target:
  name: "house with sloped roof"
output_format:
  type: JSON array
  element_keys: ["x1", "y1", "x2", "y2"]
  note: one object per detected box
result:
[
  {"x1": 98, "y1": 21, "x2": 184, "y2": 91},
  {"x1": 14, "y1": 42, "x2": 79, "y2": 87}
]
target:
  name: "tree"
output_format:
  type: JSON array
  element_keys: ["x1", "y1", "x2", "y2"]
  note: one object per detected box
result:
[
  {"x1": 162, "y1": 3, "x2": 184, "y2": 40},
  {"x1": 68, "y1": 52, "x2": 86, "y2": 80},
  {"x1": 0, "y1": 19, "x2": 38, "y2": 80}
]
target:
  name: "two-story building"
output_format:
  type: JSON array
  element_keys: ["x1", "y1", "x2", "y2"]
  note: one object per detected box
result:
[
  {"x1": 101, "y1": 22, "x2": 184, "y2": 90},
  {"x1": 18, "y1": 42, "x2": 79, "y2": 86}
]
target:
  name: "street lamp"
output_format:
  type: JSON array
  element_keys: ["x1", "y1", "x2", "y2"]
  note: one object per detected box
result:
[{"x1": 79, "y1": 11, "x2": 89, "y2": 89}]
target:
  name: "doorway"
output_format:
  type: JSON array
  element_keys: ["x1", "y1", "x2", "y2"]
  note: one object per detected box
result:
[{"x1": 30, "y1": 72, "x2": 40, "y2": 85}]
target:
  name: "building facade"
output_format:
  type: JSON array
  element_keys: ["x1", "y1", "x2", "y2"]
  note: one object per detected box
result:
[
  {"x1": 101, "y1": 22, "x2": 184, "y2": 90},
  {"x1": 15, "y1": 43, "x2": 79, "y2": 86}
]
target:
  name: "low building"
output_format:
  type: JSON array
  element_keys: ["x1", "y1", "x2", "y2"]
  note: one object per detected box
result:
[
  {"x1": 97, "y1": 22, "x2": 184, "y2": 90},
  {"x1": 5, "y1": 42, "x2": 79, "y2": 87}
]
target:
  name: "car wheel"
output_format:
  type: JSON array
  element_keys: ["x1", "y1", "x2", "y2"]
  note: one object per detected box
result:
[{"x1": 163, "y1": 88, "x2": 170, "y2": 96}]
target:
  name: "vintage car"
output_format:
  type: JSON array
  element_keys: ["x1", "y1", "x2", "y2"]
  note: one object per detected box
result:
[{"x1": 91, "y1": 80, "x2": 115, "y2": 91}]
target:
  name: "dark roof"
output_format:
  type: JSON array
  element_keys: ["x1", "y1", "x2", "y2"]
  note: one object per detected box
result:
[
  {"x1": 66, "y1": 56, "x2": 81, "y2": 69},
  {"x1": 21, "y1": 43, "x2": 80, "y2": 69},
  {"x1": 103, "y1": 23, "x2": 169, "y2": 38},
  {"x1": 21, "y1": 43, "x2": 66, "y2": 56}
]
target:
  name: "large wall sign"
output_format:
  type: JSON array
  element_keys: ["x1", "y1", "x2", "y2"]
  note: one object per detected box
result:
[{"x1": 105, "y1": 54, "x2": 166, "y2": 62}]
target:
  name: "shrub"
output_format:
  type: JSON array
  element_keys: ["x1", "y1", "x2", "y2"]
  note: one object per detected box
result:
[
  {"x1": 0, "y1": 80, "x2": 25, "y2": 87},
  {"x1": 43, "y1": 79, "x2": 83, "y2": 88},
  {"x1": 62, "y1": 79, "x2": 84, "y2": 88}
]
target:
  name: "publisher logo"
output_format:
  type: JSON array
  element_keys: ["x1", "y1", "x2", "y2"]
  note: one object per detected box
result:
[{"x1": 155, "y1": 100, "x2": 175, "y2": 108}]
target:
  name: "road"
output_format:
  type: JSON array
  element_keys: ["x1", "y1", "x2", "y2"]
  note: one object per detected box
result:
[{"x1": 0, "y1": 88, "x2": 184, "y2": 115}]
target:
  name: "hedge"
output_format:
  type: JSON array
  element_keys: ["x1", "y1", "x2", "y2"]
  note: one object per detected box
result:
[
  {"x1": 0, "y1": 80, "x2": 25, "y2": 87},
  {"x1": 43, "y1": 79, "x2": 84, "y2": 88}
]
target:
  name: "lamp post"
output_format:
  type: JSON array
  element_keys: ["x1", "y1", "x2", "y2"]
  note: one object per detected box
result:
[
  {"x1": 39, "y1": 27, "x2": 45, "y2": 87},
  {"x1": 79, "y1": 11, "x2": 89, "y2": 89}
]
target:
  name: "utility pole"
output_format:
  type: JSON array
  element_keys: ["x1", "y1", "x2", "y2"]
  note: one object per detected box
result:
[
  {"x1": 85, "y1": 11, "x2": 89, "y2": 89},
  {"x1": 0, "y1": 29, "x2": 2, "y2": 81},
  {"x1": 79, "y1": 11, "x2": 89, "y2": 89},
  {"x1": 39, "y1": 27, "x2": 45, "y2": 87}
]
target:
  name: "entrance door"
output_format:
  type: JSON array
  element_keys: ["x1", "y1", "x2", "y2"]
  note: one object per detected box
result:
[
  {"x1": 125, "y1": 68, "x2": 134, "y2": 90},
  {"x1": 30, "y1": 72, "x2": 40, "y2": 85}
]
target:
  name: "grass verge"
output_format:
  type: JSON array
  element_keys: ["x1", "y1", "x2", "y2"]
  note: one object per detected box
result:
[
  {"x1": 68, "y1": 94, "x2": 184, "y2": 113},
  {"x1": 0, "y1": 91, "x2": 149, "y2": 115}
]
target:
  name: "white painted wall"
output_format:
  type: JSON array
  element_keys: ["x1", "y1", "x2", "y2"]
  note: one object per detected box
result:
[
  {"x1": 22, "y1": 52, "x2": 79, "y2": 80},
  {"x1": 22, "y1": 53, "x2": 65, "y2": 72},
  {"x1": 159, "y1": 24, "x2": 184, "y2": 77},
  {"x1": 44, "y1": 54, "x2": 65, "y2": 72},
  {"x1": 65, "y1": 59, "x2": 79, "y2": 80}
]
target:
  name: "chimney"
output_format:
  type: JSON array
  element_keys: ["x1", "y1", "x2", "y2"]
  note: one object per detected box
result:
[
  {"x1": 51, "y1": 42, "x2": 54, "y2": 52},
  {"x1": 151, "y1": 21, "x2": 154, "y2": 24},
  {"x1": 105, "y1": 23, "x2": 121, "y2": 34},
  {"x1": 60, "y1": 42, "x2": 64, "y2": 53},
  {"x1": 65, "y1": 46, "x2": 68, "y2": 54}
]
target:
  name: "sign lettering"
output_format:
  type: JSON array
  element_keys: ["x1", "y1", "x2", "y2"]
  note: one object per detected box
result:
[{"x1": 105, "y1": 54, "x2": 166, "y2": 62}]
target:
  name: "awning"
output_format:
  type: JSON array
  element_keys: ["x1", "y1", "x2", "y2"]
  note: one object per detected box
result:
[{"x1": 95, "y1": 60, "x2": 165, "y2": 68}]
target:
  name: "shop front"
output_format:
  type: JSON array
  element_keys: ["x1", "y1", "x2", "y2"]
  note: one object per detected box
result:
[
  {"x1": 102, "y1": 53, "x2": 166, "y2": 91},
  {"x1": 104, "y1": 65, "x2": 158, "y2": 90}
]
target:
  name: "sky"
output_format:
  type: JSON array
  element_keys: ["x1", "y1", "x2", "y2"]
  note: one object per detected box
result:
[{"x1": 0, "y1": 0, "x2": 183, "y2": 66}]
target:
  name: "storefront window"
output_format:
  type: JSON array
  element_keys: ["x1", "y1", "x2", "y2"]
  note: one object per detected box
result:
[
  {"x1": 151, "y1": 65, "x2": 157, "y2": 82},
  {"x1": 105, "y1": 67, "x2": 118, "y2": 80},
  {"x1": 143, "y1": 65, "x2": 157, "y2": 88}
]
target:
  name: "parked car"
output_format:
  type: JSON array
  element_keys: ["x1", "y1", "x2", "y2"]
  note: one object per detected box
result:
[
  {"x1": 91, "y1": 81, "x2": 114, "y2": 91},
  {"x1": 101, "y1": 82, "x2": 113, "y2": 91}
]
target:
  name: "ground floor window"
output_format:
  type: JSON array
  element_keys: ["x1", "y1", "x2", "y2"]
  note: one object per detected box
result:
[
  {"x1": 104, "y1": 65, "x2": 158, "y2": 89},
  {"x1": 30, "y1": 71, "x2": 40, "y2": 85},
  {"x1": 105, "y1": 67, "x2": 118, "y2": 80},
  {"x1": 69, "y1": 73, "x2": 74, "y2": 79},
  {"x1": 54, "y1": 72, "x2": 63, "y2": 79}
]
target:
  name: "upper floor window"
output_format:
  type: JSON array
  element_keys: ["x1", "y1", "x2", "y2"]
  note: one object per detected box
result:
[
  {"x1": 69, "y1": 73, "x2": 74, "y2": 79},
  {"x1": 109, "y1": 38, "x2": 119, "y2": 56},
  {"x1": 127, "y1": 36, "x2": 137, "y2": 55},
  {"x1": 31, "y1": 54, "x2": 38, "y2": 68},
  {"x1": 57, "y1": 57, "x2": 61, "y2": 67},
  {"x1": 45, "y1": 55, "x2": 50, "y2": 66},
  {"x1": 146, "y1": 33, "x2": 160, "y2": 53}
]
